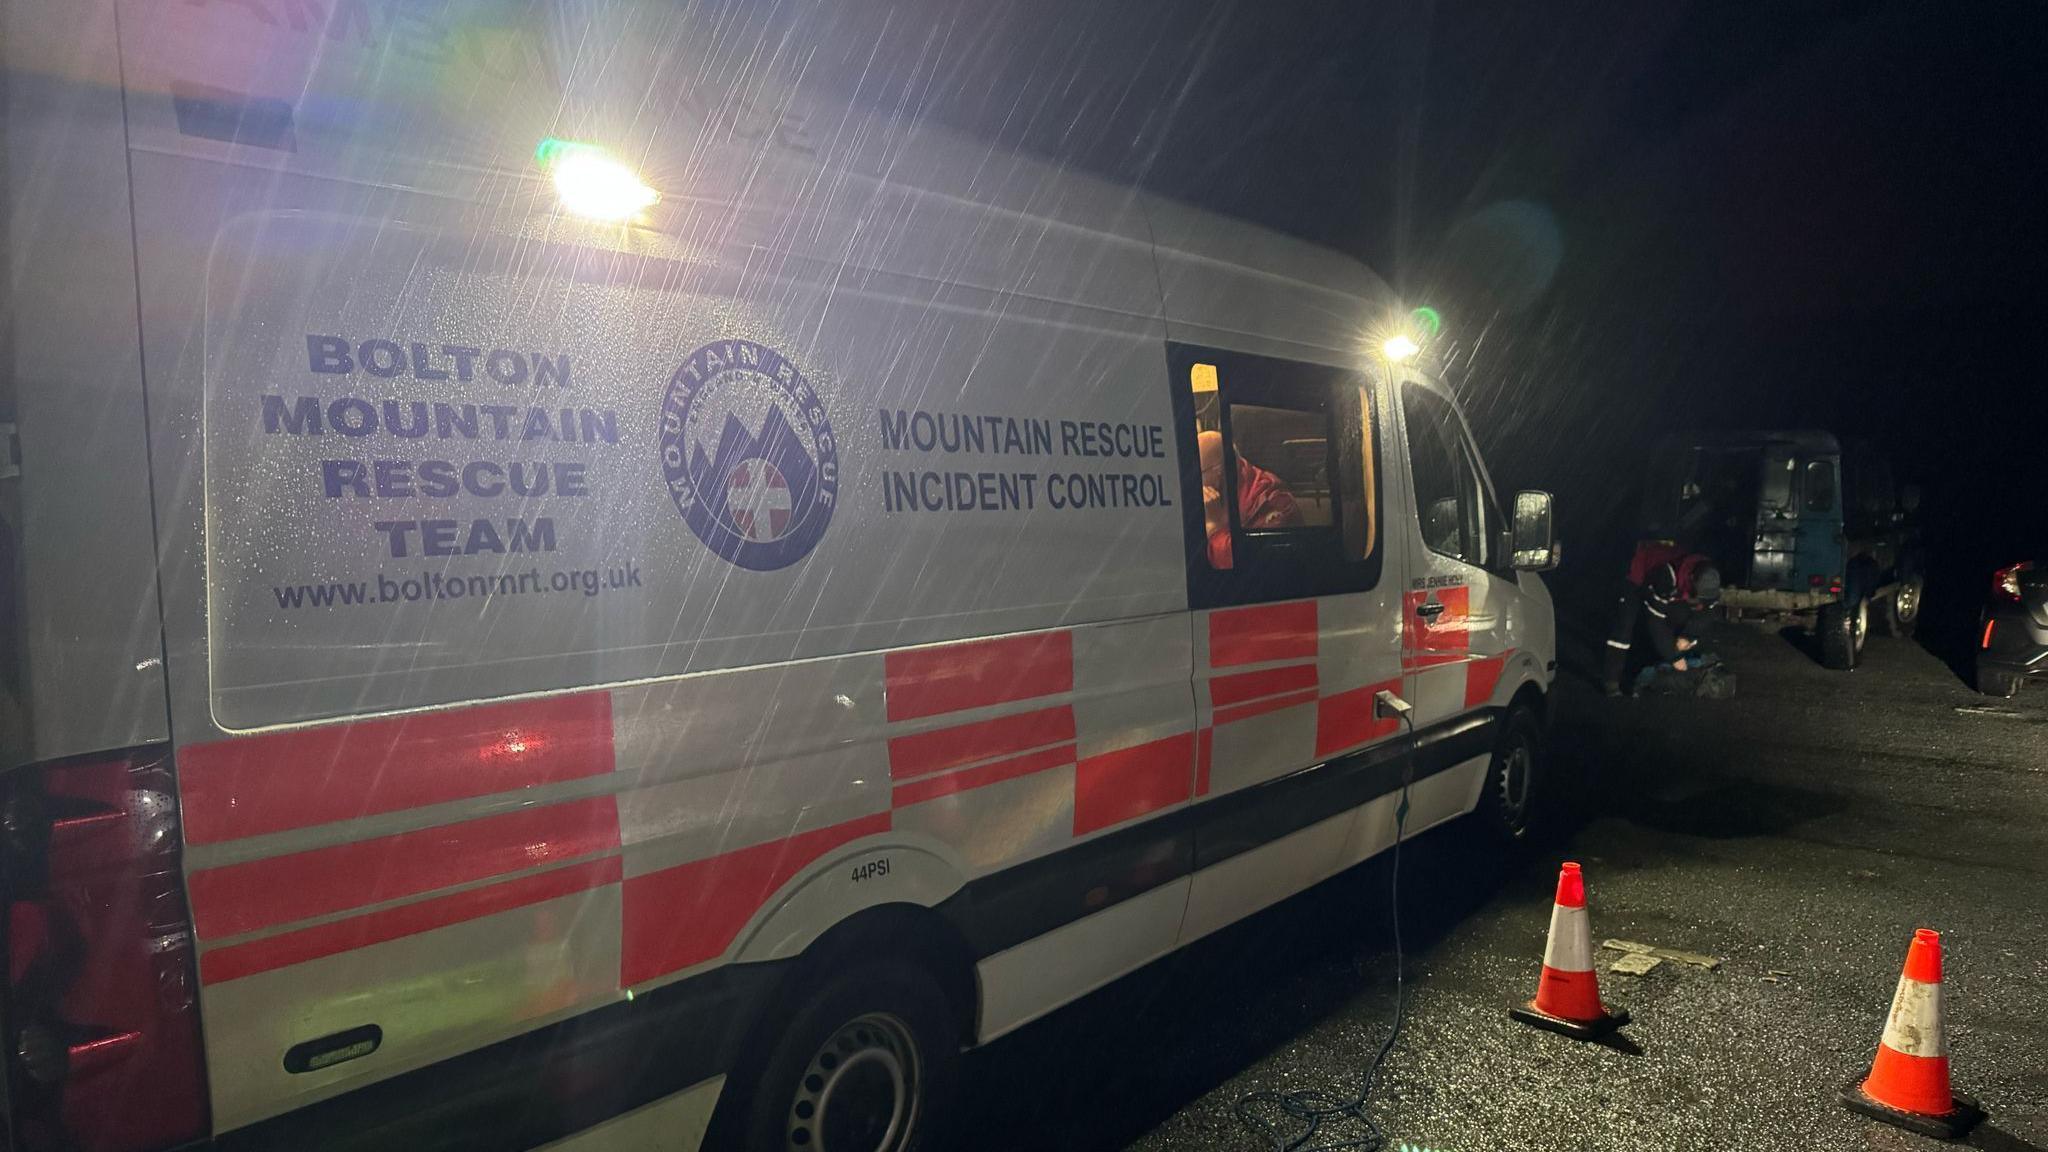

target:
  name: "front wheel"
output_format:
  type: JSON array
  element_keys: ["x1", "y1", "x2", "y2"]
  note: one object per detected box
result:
[
  {"x1": 1818, "y1": 597, "x2": 1865, "y2": 670},
  {"x1": 731, "y1": 963, "x2": 959, "y2": 1152},
  {"x1": 1478, "y1": 706, "x2": 1544, "y2": 845}
]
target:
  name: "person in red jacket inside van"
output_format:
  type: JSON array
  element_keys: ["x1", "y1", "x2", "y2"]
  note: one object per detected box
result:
[{"x1": 1199, "y1": 430, "x2": 1303, "y2": 569}]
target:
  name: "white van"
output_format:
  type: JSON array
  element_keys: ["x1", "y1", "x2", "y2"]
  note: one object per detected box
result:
[{"x1": 0, "y1": 2, "x2": 1559, "y2": 1149}]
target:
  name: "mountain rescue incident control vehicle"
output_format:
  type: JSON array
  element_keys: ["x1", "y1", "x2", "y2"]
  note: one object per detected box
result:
[{"x1": 0, "y1": 2, "x2": 1561, "y2": 1149}]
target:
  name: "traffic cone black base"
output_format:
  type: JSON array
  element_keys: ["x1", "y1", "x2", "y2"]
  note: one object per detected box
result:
[
  {"x1": 1839, "y1": 1081, "x2": 1983, "y2": 1141},
  {"x1": 1840, "y1": 929, "x2": 1983, "y2": 1140},
  {"x1": 1508, "y1": 1000, "x2": 1630, "y2": 1041},
  {"x1": 1511, "y1": 863, "x2": 1630, "y2": 1041}
]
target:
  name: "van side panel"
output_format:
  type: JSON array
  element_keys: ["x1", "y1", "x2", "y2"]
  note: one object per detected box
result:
[
  {"x1": 117, "y1": 1, "x2": 1190, "y2": 1119},
  {"x1": 127, "y1": 177, "x2": 1184, "y2": 733},
  {"x1": 2, "y1": 0, "x2": 170, "y2": 765}
]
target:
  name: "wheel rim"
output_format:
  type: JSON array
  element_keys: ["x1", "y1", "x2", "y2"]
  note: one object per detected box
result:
[
  {"x1": 1896, "y1": 579, "x2": 1921, "y2": 622},
  {"x1": 1497, "y1": 738, "x2": 1533, "y2": 833},
  {"x1": 785, "y1": 1012, "x2": 921, "y2": 1152},
  {"x1": 1852, "y1": 597, "x2": 1868, "y2": 651}
]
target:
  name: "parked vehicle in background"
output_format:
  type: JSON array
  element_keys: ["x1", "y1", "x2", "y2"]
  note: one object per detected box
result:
[
  {"x1": 1638, "y1": 431, "x2": 1922, "y2": 670},
  {"x1": 1977, "y1": 559, "x2": 2046, "y2": 697},
  {"x1": 0, "y1": 2, "x2": 1561, "y2": 1149}
]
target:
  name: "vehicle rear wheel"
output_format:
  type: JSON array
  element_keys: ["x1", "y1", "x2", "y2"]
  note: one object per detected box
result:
[
  {"x1": 1976, "y1": 664, "x2": 2024, "y2": 698},
  {"x1": 1478, "y1": 706, "x2": 1544, "y2": 845},
  {"x1": 1818, "y1": 599, "x2": 1862, "y2": 670},
  {"x1": 1883, "y1": 577, "x2": 1923, "y2": 638},
  {"x1": 732, "y1": 963, "x2": 959, "y2": 1152}
]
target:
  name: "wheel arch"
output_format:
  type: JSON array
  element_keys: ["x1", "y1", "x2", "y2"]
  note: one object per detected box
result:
[
  {"x1": 731, "y1": 838, "x2": 980, "y2": 1039},
  {"x1": 1506, "y1": 677, "x2": 1548, "y2": 724},
  {"x1": 780, "y1": 901, "x2": 980, "y2": 1048}
]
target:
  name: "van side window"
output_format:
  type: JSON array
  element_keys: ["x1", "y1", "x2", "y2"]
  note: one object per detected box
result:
[
  {"x1": 1211, "y1": 402, "x2": 1324, "y2": 568},
  {"x1": 1172, "y1": 344, "x2": 1381, "y2": 608},
  {"x1": 1400, "y1": 384, "x2": 1490, "y2": 567}
]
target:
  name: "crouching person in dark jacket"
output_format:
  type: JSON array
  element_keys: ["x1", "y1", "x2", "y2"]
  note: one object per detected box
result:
[{"x1": 1602, "y1": 546, "x2": 1722, "y2": 696}]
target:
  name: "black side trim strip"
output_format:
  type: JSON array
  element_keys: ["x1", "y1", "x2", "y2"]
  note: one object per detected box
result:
[
  {"x1": 941, "y1": 804, "x2": 1193, "y2": 959},
  {"x1": 215, "y1": 962, "x2": 780, "y2": 1152},
  {"x1": 1195, "y1": 709, "x2": 1493, "y2": 870},
  {"x1": 943, "y1": 709, "x2": 1499, "y2": 959}
]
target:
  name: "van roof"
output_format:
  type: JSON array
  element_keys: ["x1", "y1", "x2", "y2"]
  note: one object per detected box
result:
[{"x1": 115, "y1": 0, "x2": 1398, "y2": 363}]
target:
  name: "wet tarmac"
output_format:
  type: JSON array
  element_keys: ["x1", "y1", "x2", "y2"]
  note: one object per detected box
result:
[{"x1": 963, "y1": 611, "x2": 2048, "y2": 1151}]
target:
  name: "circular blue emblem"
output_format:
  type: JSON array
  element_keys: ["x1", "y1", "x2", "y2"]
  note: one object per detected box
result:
[{"x1": 658, "y1": 340, "x2": 838, "y2": 571}]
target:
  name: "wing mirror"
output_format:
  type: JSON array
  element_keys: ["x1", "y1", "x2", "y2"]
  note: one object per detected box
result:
[{"x1": 1510, "y1": 490, "x2": 1560, "y2": 572}]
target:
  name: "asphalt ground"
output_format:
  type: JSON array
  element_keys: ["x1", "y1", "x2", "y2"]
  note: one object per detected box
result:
[{"x1": 962, "y1": 605, "x2": 2048, "y2": 1151}]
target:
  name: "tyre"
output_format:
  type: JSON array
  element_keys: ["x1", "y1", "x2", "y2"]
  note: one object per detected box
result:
[
  {"x1": 727, "y1": 962, "x2": 960, "y2": 1152},
  {"x1": 1883, "y1": 576, "x2": 1923, "y2": 638},
  {"x1": 1818, "y1": 597, "x2": 1864, "y2": 670},
  {"x1": 1976, "y1": 664, "x2": 2024, "y2": 698},
  {"x1": 1478, "y1": 705, "x2": 1543, "y2": 845}
]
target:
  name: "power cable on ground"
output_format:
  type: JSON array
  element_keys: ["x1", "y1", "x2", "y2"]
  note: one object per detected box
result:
[{"x1": 1233, "y1": 693, "x2": 1417, "y2": 1152}]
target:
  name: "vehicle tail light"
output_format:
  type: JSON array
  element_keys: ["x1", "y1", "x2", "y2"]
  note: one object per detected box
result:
[
  {"x1": 1993, "y1": 560, "x2": 2033, "y2": 604},
  {"x1": 1982, "y1": 619, "x2": 1996, "y2": 649},
  {"x1": 2, "y1": 748, "x2": 208, "y2": 1151}
]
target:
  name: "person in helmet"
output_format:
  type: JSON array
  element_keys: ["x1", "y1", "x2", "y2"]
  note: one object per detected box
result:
[{"x1": 1602, "y1": 543, "x2": 1723, "y2": 696}]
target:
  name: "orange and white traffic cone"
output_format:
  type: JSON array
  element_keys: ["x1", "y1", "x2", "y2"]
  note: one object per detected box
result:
[
  {"x1": 1840, "y1": 929, "x2": 1984, "y2": 1139},
  {"x1": 1509, "y1": 862, "x2": 1629, "y2": 1039}
]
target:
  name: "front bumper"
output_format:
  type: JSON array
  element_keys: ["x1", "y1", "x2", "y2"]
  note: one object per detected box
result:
[{"x1": 1718, "y1": 587, "x2": 1839, "y2": 613}]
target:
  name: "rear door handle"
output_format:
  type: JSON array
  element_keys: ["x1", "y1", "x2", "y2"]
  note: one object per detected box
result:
[{"x1": 1415, "y1": 599, "x2": 1445, "y2": 619}]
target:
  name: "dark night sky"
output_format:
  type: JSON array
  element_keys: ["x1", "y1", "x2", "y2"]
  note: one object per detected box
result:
[{"x1": 797, "y1": 0, "x2": 2048, "y2": 581}]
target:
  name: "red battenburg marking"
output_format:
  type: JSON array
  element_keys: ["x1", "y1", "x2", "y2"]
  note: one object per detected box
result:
[
  {"x1": 1208, "y1": 663, "x2": 1318, "y2": 708},
  {"x1": 1073, "y1": 733, "x2": 1195, "y2": 836},
  {"x1": 1209, "y1": 601, "x2": 1318, "y2": 667},
  {"x1": 1196, "y1": 728, "x2": 1214, "y2": 796},
  {"x1": 886, "y1": 705, "x2": 1075, "y2": 780},
  {"x1": 200, "y1": 857, "x2": 621, "y2": 985},
  {"x1": 1403, "y1": 587, "x2": 1471, "y2": 654},
  {"x1": 1464, "y1": 650, "x2": 1515, "y2": 708},
  {"x1": 621, "y1": 813, "x2": 890, "y2": 986},
  {"x1": 1315, "y1": 680, "x2": 1403, "y2": 758},
  {"x1": 1212, "y1": 688, "x2": 1318, "y2": 727},
  {"x1": 885, "y1": 631, "x2": 1074, "y2": 722},
  {"x1": 188, "y1": 796, "x2": 621, "y2": 941},
  {"x1": 180, "y1": 693, "x2": 616, "y2": 846},
  {"x1": 892, "y1": 744, "x2": 1076, "y2": 808}
]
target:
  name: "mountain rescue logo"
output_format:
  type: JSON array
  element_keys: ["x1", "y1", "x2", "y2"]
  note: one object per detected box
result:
[{"x1": 659, "y1": 340, "x2": 838, "y2": 571}]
